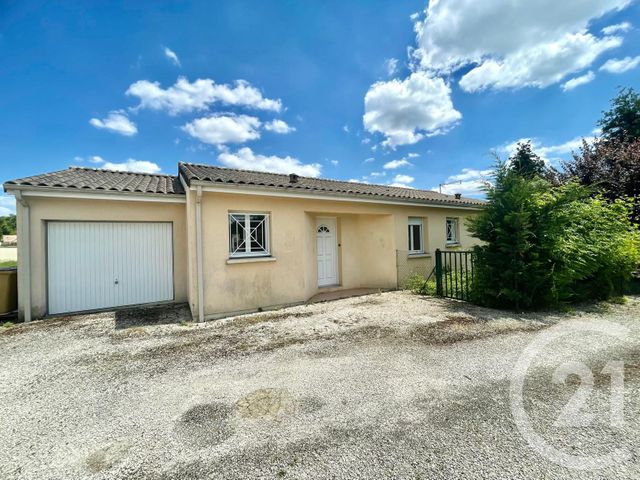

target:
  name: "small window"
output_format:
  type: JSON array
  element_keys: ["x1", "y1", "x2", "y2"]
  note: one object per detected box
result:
[
  {"x1": 229, "y1": 213, "x2": 270, "y2": 258},
  {"x1": 446, "y1": 217, "x2": 459, "y2": 245},
  {"x1": 408, "y1": 217, "x2": 424, "y2": 254}
]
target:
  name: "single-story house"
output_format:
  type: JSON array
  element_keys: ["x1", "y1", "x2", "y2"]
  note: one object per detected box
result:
[
  {"x1": 1, "y1": 235, "x2": 17, "y2": 247},
  {"x1": 3, "y1": 163, "x2": 485, "y2": 322}
]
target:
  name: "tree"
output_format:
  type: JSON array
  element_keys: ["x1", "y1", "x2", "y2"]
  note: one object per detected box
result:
[
  {"x1": 563, "y1": 138, "x2": 640, "y2": 223},
  {"x1": 509, "y1": 141, "x2": 546, "y2": 178},
  {"x1": 598, "y1": 87, "x2": 640, "y2": 143},
  {"x1": 468, "y1": 163, "x2": 640, "y2": 309},
  {"x1": 0, "y1": 215, "x2": 16, "y2": 236}
]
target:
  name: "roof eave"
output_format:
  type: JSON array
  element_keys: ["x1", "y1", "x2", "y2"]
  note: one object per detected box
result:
[
  {"x1": 3, "y1": 184, "x2": 186, "y2": 203},
  {"x1": 185, "y1": 179, "x2": 485, "y2": 210}
]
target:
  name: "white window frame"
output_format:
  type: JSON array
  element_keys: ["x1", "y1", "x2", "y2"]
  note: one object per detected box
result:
[
  {"x1": 408, "y1": 217, "x2": 424, "y2": 254},
  {"x1": 446, "y1": 217, "x2": 459, "y2": 245},
  {"x1": 228, "y1": 212, "x2": 271, "y2": 258}
]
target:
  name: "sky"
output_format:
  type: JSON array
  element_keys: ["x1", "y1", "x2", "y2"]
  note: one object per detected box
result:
[{"x1": 1, "y1": 0, "x2": 640, "y2": 215}]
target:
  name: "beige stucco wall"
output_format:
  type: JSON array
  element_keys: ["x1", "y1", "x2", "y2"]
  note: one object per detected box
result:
[
  {"x1": 191, "y1": 191, "x2": 479, "y2": 318},
  {"x1": 18, "y1": 196, "x2": 188, "y2": 319}
]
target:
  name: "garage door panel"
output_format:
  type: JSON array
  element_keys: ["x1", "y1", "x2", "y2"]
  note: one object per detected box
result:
[{"x1": 47, "y1": 222, "x2": 174, "y2": 314}]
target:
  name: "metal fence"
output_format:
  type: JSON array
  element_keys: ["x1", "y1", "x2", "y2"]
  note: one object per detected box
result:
[{"x1": 435, "y1": 249, "x2": 475, "y2": 301}]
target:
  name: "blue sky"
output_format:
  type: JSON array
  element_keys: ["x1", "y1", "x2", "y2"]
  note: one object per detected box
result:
[{"x1": 1, "y1": 0, "x2": 640, "y2": 215}]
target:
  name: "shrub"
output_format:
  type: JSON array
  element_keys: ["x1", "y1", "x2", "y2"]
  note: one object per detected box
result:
[
  {"x1": 405, "y1": 273, "x2": 436, "y2": 295},
  {"x1": 468, "y1": 163, "x2": 640, "y2": 309}
]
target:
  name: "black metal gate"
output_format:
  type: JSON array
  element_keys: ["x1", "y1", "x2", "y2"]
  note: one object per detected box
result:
[{"x1": 435, "y1": 249, "x2": 475, "y2": 301}]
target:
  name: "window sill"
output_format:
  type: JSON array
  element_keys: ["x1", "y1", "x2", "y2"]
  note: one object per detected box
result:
[
  {"x1": 445, "y1": 243, "x2": 461, "y2": 248},
  {"x1": 226, "y1": 256, "x2": 276, "y2": 265},
  {"x1": 407, "y1": 252, "x2": 431, "y2": 259}
]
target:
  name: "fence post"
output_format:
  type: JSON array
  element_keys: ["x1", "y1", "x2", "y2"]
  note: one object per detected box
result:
[{"x1": 435, "y1": 249, "x2": 443, "y2": 296}]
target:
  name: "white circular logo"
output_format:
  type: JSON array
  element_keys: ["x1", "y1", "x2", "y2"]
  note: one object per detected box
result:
[{"x1": 509, "y1": 320, "x2": 631, "y2": 470}]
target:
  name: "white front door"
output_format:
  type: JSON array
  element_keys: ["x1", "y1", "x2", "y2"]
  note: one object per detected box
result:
[{"x1": 316, "y1": 217, "x2": 338, "y2": 287}]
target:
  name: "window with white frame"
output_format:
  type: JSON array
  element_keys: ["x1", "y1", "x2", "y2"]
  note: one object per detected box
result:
[
  {"x1": 229, "y1": 213, "x2": 270, "y2": 258},
  {"x1": 446, "y1": 217, "x2": 459, "y2": 245},
  {"x1": 408, "y1": 217, "x2": 424, "y2": 254}
]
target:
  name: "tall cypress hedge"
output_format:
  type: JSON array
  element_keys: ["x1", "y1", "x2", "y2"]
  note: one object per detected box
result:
[{"x1": 468, "y1": 163, "x2": 640, "y2": 309}]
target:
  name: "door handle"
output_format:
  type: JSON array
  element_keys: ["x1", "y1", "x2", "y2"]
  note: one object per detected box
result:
[{"x1": 114, "y1": 279, "x2": 119, "y2": 285}]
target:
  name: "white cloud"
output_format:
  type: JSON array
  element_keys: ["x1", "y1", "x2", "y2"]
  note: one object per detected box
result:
[
  {"x1": 0, "y1": 193, "x2": 16, "y2": 215},
  {"x1": 393, "y1": 174, "x2": 414, "y2": 184},
  {"x1": 416, "y1": 0, "x2": 630, "y2": 91},
  {"x1": 363, "y1": 157, "x2": 375, "y2": 163},
  {"x1": 433, "y1": 168, "x2": 492, "y2": 196},
  {"x1": 264, "y1": 119, "x2": 296, "y2": 134},
  {"x1": 126, "y1": 77, "x2": 282, "y2": 115},
  {"x1": 602, "y1": 22, "x2": 632, "y2": 35},
  {"x1": 600, "y1": 55, "x2": 640, "y2": 73},
  {"x1": 361, "y1": 138, "x2": 371, "y2": 144},
  {"x1": 499, "y1": 133, "x2": 596, "y2": 165},
  {"x1": 343, "y1": 125, "x2": 350, "y2": 133},
  {"x1": 363, "y1": 71, "x2": 461, "y2": 147},
  {"x1": 90, "y1": 158, "x2": 162, "y2": 174},
  {"x1": 383, "y1": 158, "x2": 412, "y2": 169},
  {"x1": 458, "y1": 34, "x2": 620, "y2": 92},
  {"x1": 384, "y1": 58, "x2": 399, "y2": 76},
  {"x1": 561, "y1": 71, "x2": 595, "y2": 91},
  {"x1": 369, "y1": 171, "x2": 386, "y2": 177},
  {"x1": 407, "y1": 152, "x2": 419, "y2": 158},
  {"x1": 89, "y1": 110, "x2": 137, "y2": 136},
  {"x1": 329, "y1": 159, "x2": 339, "y2": 165},
  {"x1": 182, "y1": 114, "x2": 261, "y2": 145},
  {"x1": 218, "y1": 147, "x2": 321, "y2": 177},
  {"x1": 163, "y1": 46, "x2": 181, "y2": 67}
]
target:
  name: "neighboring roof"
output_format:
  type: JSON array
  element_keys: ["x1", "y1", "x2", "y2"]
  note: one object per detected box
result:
[
  {"x1": 179, "y1": 162, "x2": 486, "y2": 208},
  {"x1": 3, "y1": 167, "x2": 184, "y2": 196}
]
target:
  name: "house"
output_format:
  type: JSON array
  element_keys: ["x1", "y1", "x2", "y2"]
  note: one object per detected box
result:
[
  {"x1": 3, "y1": 164, "x2": 485, "y2": 322},
  {"x1": 1, "y1": 235, "x2": 17, "y2": 247}
]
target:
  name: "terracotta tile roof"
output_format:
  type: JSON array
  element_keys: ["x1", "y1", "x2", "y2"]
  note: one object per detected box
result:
[
  {"x1": 4, "y1": 163, "x2": 486, "y2": 208},
  {"x1": 179, "y1": 162, "x2": 486, "y2": 207},
  {"x1": 3, "y1": 167, "x2": 184, "y2": 195}
]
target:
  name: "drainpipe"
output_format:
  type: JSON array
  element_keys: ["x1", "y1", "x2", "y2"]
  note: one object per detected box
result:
[
  {"x1": 195, "y1": 186, "x2": 205, "y2": 322},
  {"x1": 14, "y1": 191, "x2": 31, "y2": 322}
]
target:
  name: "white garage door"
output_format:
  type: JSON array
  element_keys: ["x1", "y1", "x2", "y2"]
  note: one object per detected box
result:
[{"x1": 47, "y1": 222, "x2": 174, "y2": 314}]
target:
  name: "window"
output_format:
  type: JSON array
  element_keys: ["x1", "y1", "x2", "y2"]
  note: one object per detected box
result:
[
  {"x1": 446, "y1": 217, "x2": 459, "y2": 245},
  {"x1": 408, "y1": 217, "x2": 424, "y2": 254},
  {"x1": 229, "y1": 213, "x2": 270, "y2": 258}
]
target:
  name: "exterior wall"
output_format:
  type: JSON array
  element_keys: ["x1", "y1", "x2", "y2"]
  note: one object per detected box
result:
[
  {"x1": 19, "y1": 196, "x2": 188, "y2": 319},
  {"x1": 13, "y1": 188, "x2": 479, "y2": 320},
  {"x1": 196, "y1": 191, "x2": 479, "y2": 318}
]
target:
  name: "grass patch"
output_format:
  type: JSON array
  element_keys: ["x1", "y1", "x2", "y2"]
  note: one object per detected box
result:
[
  {"x1": 405, "y1": 273, "x2": 436, "y2": 295},
  {"x1": 0, "y1": 260, "x2": 16, "y2": 268},
  {"x1": 608, "y1": 295, "x2": 628, "y2": 305},
  {"x1": 1, "y1": 321, "x2": 14, "y2": 329},
  {"x1": 231, "y1": 310, "x2": 314, "y2": 328},
  {"x1": 409, "y1": 315, "x2": 546, "y2": 345}
]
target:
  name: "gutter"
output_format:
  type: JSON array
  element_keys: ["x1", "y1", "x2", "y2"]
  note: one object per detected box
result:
[
  {"x1": 195, "y1": 186, "x2": 204, "y2": 322},
  {"x1": 3, "y1": 185, "x2": 186, "y2": 203},
  {"x1": 14, "y1": 191, "x2": 31, "y2": 322},
  {"x1": 186, "y1": 180, "x2": 485, "y2": 211}
]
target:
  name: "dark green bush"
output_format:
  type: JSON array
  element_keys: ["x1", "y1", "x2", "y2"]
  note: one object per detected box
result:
[{"x1": 468, "y1": 163, "x2": 640, "y2": 309}]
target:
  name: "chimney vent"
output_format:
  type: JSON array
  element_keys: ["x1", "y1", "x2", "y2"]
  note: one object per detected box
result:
[
  {"x1": 289, "y1": 173, "x2": 299, "y2": 183},
  {"x1": 454, "y1": 193, "x2": 462, "y2": 199}
]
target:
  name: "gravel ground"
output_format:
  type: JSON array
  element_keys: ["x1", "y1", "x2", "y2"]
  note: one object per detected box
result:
[{"x1": 0, "y1": 291, "x2": 638, "y2": 479}]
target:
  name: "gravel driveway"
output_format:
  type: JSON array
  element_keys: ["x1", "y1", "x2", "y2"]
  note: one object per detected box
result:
[{"x1": 1, "y1": 291, "x2": 638, "y2": 479}]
